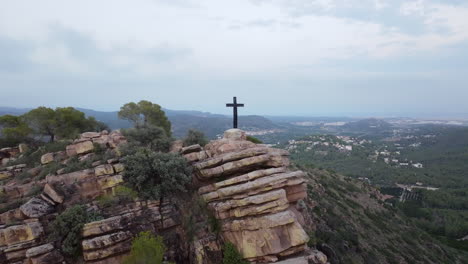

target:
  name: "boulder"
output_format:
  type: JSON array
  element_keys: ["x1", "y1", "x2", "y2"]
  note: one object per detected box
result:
[
  {"x1": 95, "y1": 164, "x2": 114, "y2": 176},
  {"x1": 181, "y1": 144, "x2": 201, "y2": 155},
  {"x1": 66, "y1": 140, "x2": 94, "y2": 156},
  {"x1": 0, "y1": 171, "x2": 13, "y2": 180},
  {"x1": 82, "y1": 231, "x2": 132, "y2": 251},
  {"x1": 81, "y1": 132, "x2": 101, "y2": 139},
  {"x1": 30, "y1": 249, "x2": 64, "y2": 264},
  {"x1": 0, "y1": 208, "x2": 26, "y2": 224},
  {"x1": 40, "y1": 153, "x2": 54, "y2": 165},
  {"x1": 97, "y1": 174, "x2": 123, "y2": 190},
  {"x1": 25, "y1": 243, "x2": 54, "y2": 258},
  {"x1": 224, "y1": 129, "x2": 246, "y2": 140},
  {"x1": 83, "y1": 239, "x2": 132, "y2": 261},
  {"x1": 113, "y1": 163, "x2": 124, "y2": 173},
  {"x1": 0, "y1": 220, "x2": 43, "y2": 246},
  {"x1": 18, "y1": 144, "x2": 28, "y2": 154},
  {"x1": 82, "y1": 215, "x2": 129, "y2": 238},
  {"x1": 43, "y1": 184, "x2": 64, "y2": 204},
  {"x1": 20, "y1": 197, "x2": 54, "y2": 218},
  {"x1": 305, "y1": 249, "x2": 328, "y2": 264}
]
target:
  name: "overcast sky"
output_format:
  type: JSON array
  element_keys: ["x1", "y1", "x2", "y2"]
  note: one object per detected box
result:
[{"x1": 1, "y1": 0, "x2": 468, "y2": 117}]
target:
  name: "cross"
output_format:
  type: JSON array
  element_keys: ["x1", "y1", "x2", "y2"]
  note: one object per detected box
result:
[{"x1": 226, "y1": 96, "x2": 244, "y2": 128}]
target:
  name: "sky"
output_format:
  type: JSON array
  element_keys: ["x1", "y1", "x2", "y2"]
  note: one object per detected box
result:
[{"x1": 1, "y1": 0, "x2": 468, "y2": 117}]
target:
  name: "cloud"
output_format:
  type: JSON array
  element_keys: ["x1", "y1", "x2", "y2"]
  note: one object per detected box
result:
[{"x1": 0, "y1": 0, "x2": 467, "y2": 115}]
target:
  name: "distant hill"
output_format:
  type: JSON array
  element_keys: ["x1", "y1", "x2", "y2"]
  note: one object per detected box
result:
[
  {"x1": 343, "y1": 118, "x2": 393, "y2": 132},
  {"x1": 0, "y1": 107, "x2": 278, "y2": 139}
]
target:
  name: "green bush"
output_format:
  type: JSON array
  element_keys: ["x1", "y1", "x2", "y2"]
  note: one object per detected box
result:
[
  {"x1": 123, "y1": 125, "x2": 172, "y2": 152},
  {"x1": 122, "y1": 149, "x2": 192, "y2": 200},
  {"x1": 246, "y1": 135, "x2": 263, "y2": 144},
  {"x1": 48, "y1": 205, "x2": 102, "y2": 258},
  {"x1": 183, "y1": 129, "x2": 208, "y2": 147},
  {"x1": 123, "y1": 231, "x2": 166, "y2": 264},
  {"x1": 37, "y1": 162, "x2": 62, "y2": 179},
  {"x1": 0, "y1": 199, "x2": 25, "y2": 214},
  {"x1": 26, "y1": 184, "x2": 43, "y2": 197},
  {"x1": 223, "y1": 242, "x2": 248, "y2": 264}
]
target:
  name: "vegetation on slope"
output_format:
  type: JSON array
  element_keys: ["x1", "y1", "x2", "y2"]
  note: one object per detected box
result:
[{"x1": 299, "y1": 165, "x2": 468, "y2": 264}]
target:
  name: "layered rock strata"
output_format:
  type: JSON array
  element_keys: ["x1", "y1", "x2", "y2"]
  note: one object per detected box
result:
[
  {"x1": 0, "y1": 130, "x2": 127, "y2": 264},
  {"x1": 183, "y1": 129, "x2": 309, "y2": 262}
]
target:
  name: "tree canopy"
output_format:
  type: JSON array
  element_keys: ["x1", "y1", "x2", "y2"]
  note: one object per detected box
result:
[
  {"x1": 0, "y1": 107, "x2": 107, "y2": 145},
  {"x1": 123, "y1": 232, "x2": 166, "y2": 264},
  {"x1": 118, "y1": 100, "x2": 171, "y2": 136},
  {"x1": 0, "y1": 115, "x2": 32, "y2": 145}
]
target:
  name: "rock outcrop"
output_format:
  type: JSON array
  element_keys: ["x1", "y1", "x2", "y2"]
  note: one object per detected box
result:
[
  {"x1": 0, "y1": 130, "x2": 128, "y2": 264},
  {"x1": 182, "y1": 129, "x2": 309, "y2": 262}
]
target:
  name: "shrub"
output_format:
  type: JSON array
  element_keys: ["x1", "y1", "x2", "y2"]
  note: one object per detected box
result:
[
  {"x1": 183, "y1": 129, "x2": 208, "y2": 147},
  {"x1": 15, "y1": 171, "x2": 33, "y2": 184},
  {"x1": 0, "y1": 199, "x2": 25, "y2": 214},
  {"x1": 223, "y1": 242, "x2": 248, "y2": 264},
  {"x1": 122, "y1": 149, "x2": 192, "y2": 200},
  {"x1": 37, "y1": 162, "x2": 62, "y2": 179},
  {"x1": 61, "y1": 157, "x2": 91, "y2": 174},
  {"x1": 123, "y1": 125, "x2": 172, "y2": 152},
  {"x1": 123, "y1": 231, "x2": 166, "y2": 264},
  {"x1": 48, "y1": 205, "x2": 102, "y2": 258},
  {"x1": 246, "y1": 135, "x2": 262, "y2": 144},
  {"x1": 26, "y1": 184, "x2": 43, "y2": 197}
]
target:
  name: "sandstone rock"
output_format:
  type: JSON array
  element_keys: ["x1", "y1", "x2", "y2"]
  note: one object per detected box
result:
[
  {"x1": 224, "y1": 129, "x2": 246, "y2": 140},
  {"x1": 95, "y1": 164, "x2": 114, "y2": 176},
  {"x1": 202, "y1": 171, "x2": 306, "y2": 202},
  {"x1": 43, "y1": 184, "x2": 64, "y2": 204},
  {"x1": 92, "y1": 135, "x2": 110, "y2": 146},
  {"x1": 0, "y1": 220, "x2": 43, "y2": 246},
  {"x1": 190, "y1": 129, "x2": 310, "y2": 262},
  {"x1": 113, "y1": 163, "x2": 124, "y2": 173},
  {"x1": 3, "y1": 240, "x2": 37, "y2": 262},
  {"x1": 79, "y1": 153, "x2": 95, "y2": 162},
  {"x1": 97, "y1": 174, "x2": 123, "y2": 190},
  {"x1": 82, "y1": 215, "x2": 129, "y2": 238},
  {"x1": 107, "y1": 158, "x2": 119, "y2": 164},
  {"x1": 0, "y1": 171, "x2": 13, "y2": 180},
  {"x1": 199, "y1": 167, "x2": 287, "y2": 194},
  {"x1": 65, "y1": 144, "x2": 77, "y2": 156},
  {"x1": 27, "y1": 167, "x2": 42, "y2": 177},
  {"x1": 25, "y1": 243, "x2": 54, "y2": 258},
  {"x1": 0, "y1": 208, "x2": 26, "y2": 224},
  {"x1": 305, "y1": 249, "x2": 328, "y2": 264},
  {"x1": 66, "y1": 140, "x2": 94, "y2": 156},
  {"x1": 81, "y1": 132, "x2": 101, "y2": 139},
  {"x1": 40, "y1": 194, "x2": 56, "y2": 206},
  {"x1": 83, "y1": 239, "x2": 132, "y2": 261},
  {"x1": 181, "y1": 144, "x2": 201, "y2": 155},
  {"x1": 46, "y1": 169, "x2": 94, "y2": 185},
  {"x1": 30, "y1": 249, "x2": 63, "y2": 264},
  {"x1": 92, "y1": 160, "x2": 102, "y2": 167},
  {"x1": 18, "y1": 144, "x2": 28, "y2": 154},
  {"x1": 275, "y1": 256, "x2": 308, "y2": 264},
  {"x1": 40, "y1": 153, "x2": 53, "y2": 165},
  {"x1": 82, "y1": 231, "x2": 132, "y2": 251},
  {"x1": 20, "y1": 197, "x2": 54, "y2": 218}
]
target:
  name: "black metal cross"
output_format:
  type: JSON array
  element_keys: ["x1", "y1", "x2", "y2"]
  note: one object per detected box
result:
[{"x1": 226, "y1": 96, "x2": 244, "y2": 128}]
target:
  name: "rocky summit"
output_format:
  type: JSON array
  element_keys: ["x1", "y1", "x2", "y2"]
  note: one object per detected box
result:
[
  {"x1": 0, "y1": 129, "x2": 327, "y2": 264},
  {"x1": 180, "y1": 129, "x2": 312, "y2": 263}
]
